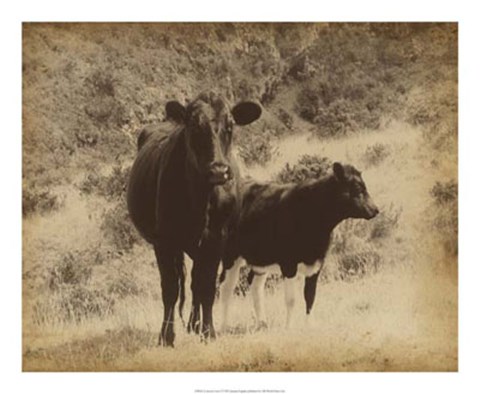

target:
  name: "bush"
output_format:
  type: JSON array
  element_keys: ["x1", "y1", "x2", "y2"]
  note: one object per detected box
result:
[
  {"x1": 296, "y1": 85, "x2": 383, "y2": 137},
  {"x1": 79, "y1": 165, "x2": 130, "y2": 201},
  {"x1": 368, "y1": 205, "x2": 402, "y2": 240},
  {"x1": 107, "y1": 274, "x2": 142, "y2": 299},
  {"x1": 60, "y1": 287, "x2": 115, "y2": 322},
  {"x1": 276, "y1": 154, "x2": 332, "y2": 183},
  {"x1": 429, "y1": 180, "x2": 458, "y2": 256},
  {"x1": 430, "y1": 180, "x2": 457, "y2": 205},
  {"x1": 337, "y1": 250, "x2": 382, "y2": 280},
  {"x1": 363, "y1": 143, "x2": 391, "y2": 167},
  {"x1": 33, "y1": 286, "x2": 115, "y2": 324},
  {"x1": 23, "y1": 188, "x2": 63, "y2": 217},
  {"x1": 277, "y1": 108, "x2": 294, "y2": 129},
  {"x1": 295, "y1": 86, "x2": 320, "y2": 122},
  {"x1": 236, "y1": 129, "x2": 278, "y2": 167},
  {"x1": 101, "y1": 201, "x2": 141, "y2": 254},
  {"x1": 48, "y1": 252, "x2": 93, "y2": 291}
]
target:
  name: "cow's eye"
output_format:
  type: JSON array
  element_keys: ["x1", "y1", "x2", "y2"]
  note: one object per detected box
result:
[{"x1": 352, "y1": 183, "x2": 363, "y2": 196}]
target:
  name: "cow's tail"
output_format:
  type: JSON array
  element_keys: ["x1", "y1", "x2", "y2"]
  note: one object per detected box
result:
[{"x1": 177, "y1": 254, "x2": 186, "y2": 326}]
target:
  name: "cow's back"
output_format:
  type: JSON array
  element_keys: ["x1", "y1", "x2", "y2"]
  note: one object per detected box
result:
[{"x1": 127, "y1": 123, "x2": 185, "y2": 243}]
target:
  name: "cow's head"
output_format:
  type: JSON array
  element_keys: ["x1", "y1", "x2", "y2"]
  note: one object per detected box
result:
[
  {"x1": 166, "y1": 92, "x2": 262, "y2": 185},
  {"x1": 333, "y1": 162, "x2": 379, "y2": 220}
]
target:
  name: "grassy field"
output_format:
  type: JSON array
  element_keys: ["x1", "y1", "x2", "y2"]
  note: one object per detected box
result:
[{"x1": 22, "y1": 23, "x2": 457, "y2": 371}]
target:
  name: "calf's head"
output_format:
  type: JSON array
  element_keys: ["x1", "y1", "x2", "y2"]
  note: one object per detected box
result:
[
  {"x1": 332, "y1": 162, "x2": 379, "y2": 220},
  {"x1": 166, "y1": 92, "x2": 262, "y2": 185}
]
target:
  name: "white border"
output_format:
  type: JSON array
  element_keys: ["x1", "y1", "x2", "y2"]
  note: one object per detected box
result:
[{"x1": 3, "y1": 1, "x2": 479, "y2": 393}]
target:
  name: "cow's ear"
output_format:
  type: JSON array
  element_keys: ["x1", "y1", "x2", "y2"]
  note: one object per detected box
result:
[
  {"x1": 333, "y1": 162, "x2": 345, "y2": 181},
  {"x1": 232, "y1": 101, "x2": 262, "y2": 126},
  {"x1": 165, "y1": 101, "x2": 186, "y2": 123}
]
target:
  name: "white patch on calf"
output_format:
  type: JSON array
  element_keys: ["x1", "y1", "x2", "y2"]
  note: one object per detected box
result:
[
  {"x1": 219, "y1": 259, "x2": 245, "y2": 331},
  {"x1": 251, "y1": 264, "x2": 282, "y2": 276},
  {"x1": 297, "y1": 261, "x2": 322, "y2": 277},
  {"x1": 251, "y1": 273, "x2": 268, "y2": 326},
  {"x1": 284, "y1": 276, "x2": 299, "y2": 329}
]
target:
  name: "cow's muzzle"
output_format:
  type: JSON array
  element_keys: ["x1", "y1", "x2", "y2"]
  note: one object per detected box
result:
[{"x1": 208, "y1": 162, "x2": 232, "y2": 185}]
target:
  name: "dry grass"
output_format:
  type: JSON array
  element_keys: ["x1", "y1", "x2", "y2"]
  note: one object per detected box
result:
[
  {"x1": 22, "y1": 23, "x2": 457, "y2": 372},
  {"x1": 23, "y1": 120, "x2": 457, "y2": 371}
]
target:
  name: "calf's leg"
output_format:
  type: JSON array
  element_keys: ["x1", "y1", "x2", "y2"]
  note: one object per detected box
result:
[
  {"x1": 304, "y1": 271, "x2": 320, "y2": 326},
  {"x1": 250, "y1": 272, "x2": 268, "y2": 329},
  {"x1": 281, "y1": 264, "x2": 298, "y2": 329},
  {"x1": 284, "y1": 277, "x2": 298, "y2": 329},
  {"x1": 218, "y1": 259, "x2": 243, "y2": 332}
]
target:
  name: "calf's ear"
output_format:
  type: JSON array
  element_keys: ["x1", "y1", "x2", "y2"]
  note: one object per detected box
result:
[
  {"x1": 333, "y1": 162, "x2": 345, "y2": 181},
  {"x1": 165, "y1": 101, "x2": 186, "y2": 123},
  {"x1": 232, "y1": 101, "x2": 262, "y2": 126}
]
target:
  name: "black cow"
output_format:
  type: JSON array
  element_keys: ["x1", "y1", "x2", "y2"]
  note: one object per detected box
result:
[
  {"x1": 127, "y1": 92, "x2": 262, "y2": 346},
  {"x1": 219, "y1": 162, "x2": 379, "y2": 330}
]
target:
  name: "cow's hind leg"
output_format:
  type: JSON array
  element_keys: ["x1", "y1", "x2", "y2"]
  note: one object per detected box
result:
[
  {"x1": 154, "y1": 245, "x2": 182, "y2": 347},
  {"x1": 187, "y1": 262, "x2": 202, "y2": 335}
]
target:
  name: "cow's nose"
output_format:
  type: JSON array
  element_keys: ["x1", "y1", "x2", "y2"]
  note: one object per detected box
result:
[
  {"x1": 208, "y1": 162, "x2": 231, "y2": 184},
  {"x1": 210, "y1": 162, "x2": 230, "y2": 174}
]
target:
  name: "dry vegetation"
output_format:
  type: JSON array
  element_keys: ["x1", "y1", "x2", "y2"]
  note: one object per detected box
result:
[{"x1": 22, "y1": 23, "x2": 457, "y2": 371}]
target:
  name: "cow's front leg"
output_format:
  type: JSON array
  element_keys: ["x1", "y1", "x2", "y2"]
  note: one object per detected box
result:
[
  {"x1": 193, "y1": 235, "x2": 224, "y2": 341},
  {"x1": 154, "y1": 245, "x2": 181, "y2": 347},
  {"x1": 199, "y1": 258, "x2": 221, "y2": 340}
]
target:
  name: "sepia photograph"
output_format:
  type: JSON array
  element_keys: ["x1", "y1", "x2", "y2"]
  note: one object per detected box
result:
[{"x1": 21, "y1": 22, "x2": 458, "y2": 372}]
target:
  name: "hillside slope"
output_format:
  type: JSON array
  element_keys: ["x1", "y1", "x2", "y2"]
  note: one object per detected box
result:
[{"x1": 22, "y1": 23, "x2": 457, "y2": 371}]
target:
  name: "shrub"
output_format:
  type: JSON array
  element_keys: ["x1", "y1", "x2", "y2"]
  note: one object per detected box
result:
[
  {"x1": 236, "y1": 129, "x2": 278, "y2": 167},
  {"x1": 23, "y1": 188, "x2": 62, "y2": 217},
  {"x1": 48, "y1": 252, "x2": 93, "y2": 291},
  {"x1": 295, "y1": 86, "x2": 320, "y2": 122},
  {"x1": 85, "y1": 70, "x2": 117, "y2": 97},
  {"x1": 84, "y1": 96, "x2": 128, "y2": 128},
  {"x1": 368, "y1": 205, "x2": 402, "y2": 240},
  {"x1": 337, "y1": 250, "x2": 382, "y2": 280},
  {"x1": 74, "y1": 127, "x2": 99, "y2": 148},
  {"x1": 101, "y1": 201, "x2": 141, "y2": 254},
  {"x1": 33, "y1": 286, "x2": 115, "y2": 324},
  {"x1": 79, "y1": 165, "x2": 130, "y2": 201},
  {"x1": 60, "y1": 287, "x2": 115, "y2": 322},
  {"x1": 429, "y1": 180, "x2": 458, "y2": 256},
  {"x1": 276, "y1": 154, "x2": 332, "y2": 183},
  {"x1": 363, "y1": 143, "x2": 391, "y2": 167},
  {"x1": 430, "y1": 180, "x2": 457, "y2": 205},
  {"x1": 107, "y1": 274, "x2": 142, "y2": 299},
  {"x1": 422, "y1": 118, "x2": 457, "y2": 152},
  {"x1": 277, "y1": 108, "x2": 294, "y2": 129}
]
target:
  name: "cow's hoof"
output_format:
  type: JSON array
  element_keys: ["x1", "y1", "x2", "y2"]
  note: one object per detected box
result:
[
  {"x1": 201, "y1": 326, "x2": 216, "y2": 342},
  {"x1": 158, "y1": 333, "x2": 175, "y2": 347},
  {"x1": 187, "y1": 321, "x2": 201, "y2": 335}
]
